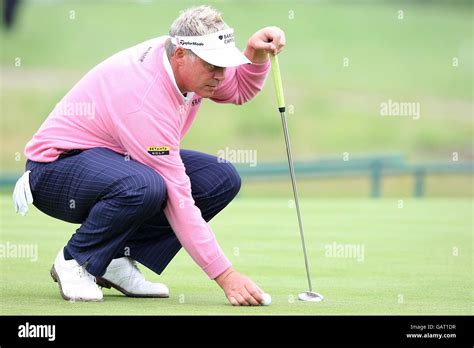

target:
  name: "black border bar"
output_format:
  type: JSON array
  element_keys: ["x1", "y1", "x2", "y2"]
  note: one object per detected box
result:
[{"x1": 1, "y1": 315, "x2": 472, "y2": 346}]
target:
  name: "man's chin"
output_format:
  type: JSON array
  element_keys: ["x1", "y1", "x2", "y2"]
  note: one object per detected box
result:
[{"x1": 198, "y1": 90, "x2": 215, "y2": 98}]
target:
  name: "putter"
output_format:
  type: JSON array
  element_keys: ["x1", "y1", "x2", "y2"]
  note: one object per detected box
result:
[{"x1": 270, "y1": 54, "x2": 324, "y2": 302}]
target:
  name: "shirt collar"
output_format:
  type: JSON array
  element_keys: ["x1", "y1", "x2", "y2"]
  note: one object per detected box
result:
[{"x1": 162, "y1": 50, "x2": 194, "y2": 104}]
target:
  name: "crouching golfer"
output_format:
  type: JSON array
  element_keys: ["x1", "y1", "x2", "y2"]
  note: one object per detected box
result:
[{"x1": 12, "y1": 5, "x2": 285, "y2": 306}]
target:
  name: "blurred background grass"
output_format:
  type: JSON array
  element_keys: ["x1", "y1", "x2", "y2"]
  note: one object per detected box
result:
[{"x1": 0, "y1": 0, "x2": 472, "y2": 197}]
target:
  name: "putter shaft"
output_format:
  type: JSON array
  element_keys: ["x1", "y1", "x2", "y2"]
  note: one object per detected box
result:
[{"x1": 279, "y1": 111, "x2": 313, "y2": 293}]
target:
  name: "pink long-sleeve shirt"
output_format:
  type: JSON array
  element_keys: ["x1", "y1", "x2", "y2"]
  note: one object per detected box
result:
[{"x1": 25, "y1": 36, "x2": 270, "y2": 279}]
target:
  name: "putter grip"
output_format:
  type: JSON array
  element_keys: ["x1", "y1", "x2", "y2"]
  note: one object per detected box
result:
[{"x1": 270, "y1": 54, "x2": 286, "y2": 112}]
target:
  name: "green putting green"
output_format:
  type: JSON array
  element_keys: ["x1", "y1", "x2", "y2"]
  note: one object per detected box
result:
[{"x1": 1, "y1": 195, "x2": 471, "y2": 315}]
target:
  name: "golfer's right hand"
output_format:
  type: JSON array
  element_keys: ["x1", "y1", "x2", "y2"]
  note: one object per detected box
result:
[{"x1": 215, "y1": 267, "x2": 264, "y2": 306}]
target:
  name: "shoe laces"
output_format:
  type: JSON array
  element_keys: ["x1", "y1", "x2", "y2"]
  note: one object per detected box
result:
[
  {"x1": 130, "y1": 259, "x2": 142, "y2": 274},
  {"x1": 76, "y1": 264, "x2": 96, "y2": 283},
  {"x1": 127, "y1": 259, "x2": 146, "y2": 286}
]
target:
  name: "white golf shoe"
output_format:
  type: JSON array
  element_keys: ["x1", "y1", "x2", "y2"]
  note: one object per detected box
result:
[
  {"x1": 50, "y1": 249, "x2": 103, "y2": 302},
  {"x1": 96, "y1": 257, "x2": 169, "y2": 298}
]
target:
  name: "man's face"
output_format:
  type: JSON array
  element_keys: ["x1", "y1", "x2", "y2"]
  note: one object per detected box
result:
[{"x1": 180, "y1": 51, "x2": 226, "y2": 98}]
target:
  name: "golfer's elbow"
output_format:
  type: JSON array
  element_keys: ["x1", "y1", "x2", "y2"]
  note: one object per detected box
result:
[
  {"x1": 233, "y1": 87, "x2": 262, "y2": 105},
  {"x1": 233, "y1": 96, "x2": 248, "y2": 105}
]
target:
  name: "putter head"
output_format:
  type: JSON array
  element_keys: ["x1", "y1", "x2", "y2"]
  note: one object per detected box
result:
[{"x1": 298, "y1": 291, "x2": 324, "y2": 302}]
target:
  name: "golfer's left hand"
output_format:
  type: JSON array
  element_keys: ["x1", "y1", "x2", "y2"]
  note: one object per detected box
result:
[
  {"x1": 13, "y1": 170, "x2": 33, "y2": 216},
  {"x1": 244, "y1": 26, "x2": 286, "y2": 64}
]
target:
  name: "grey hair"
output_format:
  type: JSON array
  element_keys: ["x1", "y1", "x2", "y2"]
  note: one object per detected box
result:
[{"x1": 165, "y1": 5, "x2": 229, "y2": 59}]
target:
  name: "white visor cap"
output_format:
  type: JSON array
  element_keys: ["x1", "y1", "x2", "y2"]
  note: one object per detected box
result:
[{"x1": 170, "y1": 28, "x2": 251, "y2": 68}]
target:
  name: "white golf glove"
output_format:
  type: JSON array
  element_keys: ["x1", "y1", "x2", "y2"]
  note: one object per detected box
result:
[{"x1": 12, "y1": 170, "x2": 33, "y2": 216}]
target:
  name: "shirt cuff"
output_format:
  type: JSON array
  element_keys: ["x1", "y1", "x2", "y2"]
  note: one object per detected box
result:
[{"x1": 203, "y1": 254, "x2": 232, "y2": 279}]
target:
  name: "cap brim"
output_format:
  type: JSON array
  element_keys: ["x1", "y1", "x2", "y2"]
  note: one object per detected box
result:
[{"x1": 192, "y1": 46, "x2": 251, "y2": 68}]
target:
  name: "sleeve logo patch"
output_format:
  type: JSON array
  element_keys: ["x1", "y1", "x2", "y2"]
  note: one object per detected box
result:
[{"x1": 147, "y1": 146, "x2": 170, "y2": 156}]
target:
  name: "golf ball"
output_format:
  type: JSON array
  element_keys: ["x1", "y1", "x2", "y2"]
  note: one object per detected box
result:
[{"x1": 262, "y1": 293, "x2": 272, "y2": 306}]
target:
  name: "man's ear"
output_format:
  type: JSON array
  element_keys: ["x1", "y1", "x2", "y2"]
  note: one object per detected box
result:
[{"x1": 174, "y1": 47, "x2": 187, "y2": 66}]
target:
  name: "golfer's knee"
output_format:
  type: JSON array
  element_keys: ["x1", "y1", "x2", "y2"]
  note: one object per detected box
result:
[
  {"x1": 220, "y1": 161, "x2": 241, "y2": 199},
  {"x1": 142, "y1": 174, "x2": 167, "y2": 212}
]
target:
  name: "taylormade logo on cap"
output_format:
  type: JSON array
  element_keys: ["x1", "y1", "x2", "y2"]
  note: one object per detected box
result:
[{"x1": 178, "y1": 40, "x2": 204, "y2": 47}]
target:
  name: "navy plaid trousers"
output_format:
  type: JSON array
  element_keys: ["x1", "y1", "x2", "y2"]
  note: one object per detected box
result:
[{"x1": 26, "y1": 148, "x2": 241, "y2": 277}]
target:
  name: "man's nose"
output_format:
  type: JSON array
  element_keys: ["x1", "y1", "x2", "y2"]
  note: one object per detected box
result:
[{"x1": 214, "y1": 67, "x2": 226, "y2": 81}]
